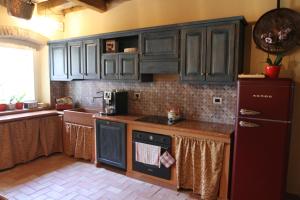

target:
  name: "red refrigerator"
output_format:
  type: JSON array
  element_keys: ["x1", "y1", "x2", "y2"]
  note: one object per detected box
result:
[{"x1": 231, "y1": 78, "x2": 294, "y2": 200}]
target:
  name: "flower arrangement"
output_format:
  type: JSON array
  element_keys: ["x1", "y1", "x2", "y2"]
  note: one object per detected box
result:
[{"x1": 259, "y1": 26, "x2": 293, "y2": 78}]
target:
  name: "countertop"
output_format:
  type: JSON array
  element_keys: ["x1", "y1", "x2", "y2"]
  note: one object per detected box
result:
[
  {"x1": 0, "y1": 110, "x2": 62, "y2": 124},
  {"x1": 93, "y1": 114, "x2": 234, "y2": 140}
]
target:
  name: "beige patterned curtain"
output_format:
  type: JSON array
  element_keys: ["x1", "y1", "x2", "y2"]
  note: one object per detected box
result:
[
  {"x1": 63, "y1": 123, "x2": 95, "y2": 162},
  {"x1": 175, "y1": 136, "x2": 225, "y2": 200},
  {"x1": 40, "y1": 116, "x2": 63, "y2": 155},
  {"x1": 0, "y1": 116, "x2": 63, "y2": 171}
]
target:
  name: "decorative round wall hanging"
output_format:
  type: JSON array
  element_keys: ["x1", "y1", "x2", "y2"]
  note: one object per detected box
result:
[{"x1": 253, "y1": 8, "x2": 300, "y2": 54}]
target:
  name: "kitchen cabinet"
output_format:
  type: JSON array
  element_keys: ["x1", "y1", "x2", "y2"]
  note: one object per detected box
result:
[
  {"x1": 49, "y1": 16, "x2": 246, "y2": 83},
  {"x1": 181, "y1": 27, "x2": 206, "y2": 81},
  {"x1": 68, "y1": 40, "x2": 83, "y2": 80},
  {"x1": 83, "y1": 39, "x2": 100, "y2": 80},
  {"x1": 181, "y1": 21, "x2": 244, "y2": 82},
  {"x1": 101, "y1": 53, "x2": 138, "y2": 80},
  {"x1": 96, "y1": 120, "x2": 126, "y2": 169},
  {"x1": 50, "y1": 38, "x2": 100, "y2": 81},
  {"x1": 49, "y1": 43, "x2": 68, "y2": 81},
  {"x1": 140, "y1": 30, "x2": 179, "y2": 74},
  {"x1": 206, "y1": 23, "x2": 235, "y2": 82}
]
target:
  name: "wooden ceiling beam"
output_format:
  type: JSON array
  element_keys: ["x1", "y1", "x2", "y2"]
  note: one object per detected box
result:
[
  {"x1": 37, "y1": 0, "x2": 77, "y2": 14},
  {"x1": 68, "y1": 0, "x2": 107, "y2": 12}
]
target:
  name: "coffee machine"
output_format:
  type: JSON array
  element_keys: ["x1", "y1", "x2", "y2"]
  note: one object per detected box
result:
[{"x1": 100, "y1": 90, "x2": 128, "y2": 115}]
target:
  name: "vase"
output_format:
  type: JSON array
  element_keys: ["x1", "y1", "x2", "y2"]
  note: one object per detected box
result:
[
  {"x1": 265, "y1": 65, "x2": 281, "y2": 78},
  {"x1": 15, "y1": 102, "x2": 24, "y2": 109}
]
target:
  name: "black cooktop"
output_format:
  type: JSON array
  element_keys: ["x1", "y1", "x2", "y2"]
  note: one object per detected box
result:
[{"x1": 135, "y1": 115, "x2": 183, "y2": 125}]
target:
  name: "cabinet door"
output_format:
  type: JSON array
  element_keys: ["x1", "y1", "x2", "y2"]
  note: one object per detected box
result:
[
  {"x1": 181, "y1": 27, "x2": 206, "y2": 81},
  {"x1": 68, "y1": 41, "x2": 84, "y2": 80},
  {"x1": 141, "y1": 30, "x2": 179, "y2": 59},
  {"x1": 83, "y1": 39, "x2": 100, "y2": 80},
  {"x1": 101, "y1": 54, "x2": 118, "y2": 80},
  {"x1": 119, "y1": 53, "x2": 139, "y2": 80},
  {"x1": 96, "y1": 120, "x2": 126, "y2": 169},
  {"x1": 206, "y1": 24, "x2": 235, "y2": 82},
  {"x1": 49, "y1": 43, "x2": 68, "y2": 81}
]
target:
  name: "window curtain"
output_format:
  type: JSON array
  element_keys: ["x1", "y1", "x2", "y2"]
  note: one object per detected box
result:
[
  {"x1": 63, "y1": 123, "x2": 95, "y2": 162},
  {"x1": 175, "y1": 135, "x2": 225, "y2": 200}
]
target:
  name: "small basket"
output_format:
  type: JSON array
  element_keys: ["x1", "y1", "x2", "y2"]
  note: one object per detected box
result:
[{"x1": 7, "y1": 0, "x2": 35, "y2": 20}]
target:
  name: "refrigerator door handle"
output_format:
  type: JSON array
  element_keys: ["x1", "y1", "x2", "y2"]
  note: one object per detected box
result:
[
  {"x1": 239, "y1": 121, "x2": 260, "y2": 128},
  {"x1": 240, "y1": 109, "x2": 261, "y2": 116}
]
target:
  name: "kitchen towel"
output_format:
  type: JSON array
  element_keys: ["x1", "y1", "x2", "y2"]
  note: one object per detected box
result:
[
  {"x1": 160, "y1": 151, "x2": 175, "y2": 168},
  {"x1": 135, "y1": 142, "x2": 161, "y2": 167}
]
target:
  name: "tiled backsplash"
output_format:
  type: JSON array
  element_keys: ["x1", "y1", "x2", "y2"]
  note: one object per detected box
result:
[{"x1": 51, "y1": 81, "x2": 237, "y2": 124}]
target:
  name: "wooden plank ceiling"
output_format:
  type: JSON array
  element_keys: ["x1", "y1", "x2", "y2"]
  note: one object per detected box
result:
[{"x1": 36, "y1": 0, "x2": 109, "y2": 14}]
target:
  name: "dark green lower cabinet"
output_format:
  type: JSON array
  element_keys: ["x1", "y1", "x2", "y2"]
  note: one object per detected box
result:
[{"x1": 96, "y1": 120, "x2": 126, "y2": 169}]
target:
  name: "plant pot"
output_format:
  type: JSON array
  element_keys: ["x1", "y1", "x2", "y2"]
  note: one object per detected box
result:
[
  {"x1": 7, "y1": 104, "x2": 16, "y2": 110},
  {"x1": 0, "y1": 104, "x2": 6, "y2": 111},
  {"x1": 15, "y1": 102, "x2": 24, "y2": 109},
  {"x1": 265, "y1": 65, "x2": 281, "y2": 78}
]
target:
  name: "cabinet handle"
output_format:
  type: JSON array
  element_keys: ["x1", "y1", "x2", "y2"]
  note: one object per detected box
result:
[
  {"x1": 239, "y1": 121, "x2": 260, "y2": 128},
  {"x1": 240, "y1": 109, "x2": 261, "y2": 115},
  {"x1": 206, "y1": 72, "x2": 211, "y2": 75},
  {"x1": 201, "y1": 72, "x2": 205, "y2": 76}
]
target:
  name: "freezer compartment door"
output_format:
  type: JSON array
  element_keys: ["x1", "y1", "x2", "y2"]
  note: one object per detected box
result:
[
  {"x1": 237, "y1": 80, "x2": 293, "y2": 121},
  {"x1": 231, "y1": 118, "x2": 290, "y2": 200}
]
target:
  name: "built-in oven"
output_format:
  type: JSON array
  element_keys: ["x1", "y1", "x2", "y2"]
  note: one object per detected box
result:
[{"x1": 132, "y1": 130, "x2": 172, "y2": 180}]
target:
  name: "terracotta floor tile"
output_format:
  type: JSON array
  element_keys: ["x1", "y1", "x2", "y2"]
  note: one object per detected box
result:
[{"x1": 0, "y1": 154, "x2": 198, "y2": 200}]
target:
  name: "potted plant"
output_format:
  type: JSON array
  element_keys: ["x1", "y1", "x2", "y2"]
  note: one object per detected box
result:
[
  {"x1": 15, "y1": 94, "x2": 25, "y2": 109},
  {"x1": 265, "y1": 53, "x2": 284, "y2": 78},
  {"x1": 7, "y1": 96, "x2": 16, "y2": 110}
]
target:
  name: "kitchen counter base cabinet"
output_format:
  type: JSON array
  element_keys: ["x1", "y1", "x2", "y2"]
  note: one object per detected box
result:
[
  {"x1": 96, "y1": 120, "x2": 126, "y2": 170},
  {"x1": 0, "y1": 115, "x2": 63, "y2": 171},
  {"x1": 63, "y1": 123, "x2": 95, "y2": 162}
]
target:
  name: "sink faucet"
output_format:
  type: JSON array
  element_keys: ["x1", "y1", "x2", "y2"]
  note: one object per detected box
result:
[{"x1": 93, "y1": 91, "x2": 104, "y2": 103}]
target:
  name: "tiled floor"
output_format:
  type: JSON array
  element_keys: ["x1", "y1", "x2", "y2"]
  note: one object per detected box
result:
[{"x1": 0, "y1": 154, "x2": 199, "y2": 200}]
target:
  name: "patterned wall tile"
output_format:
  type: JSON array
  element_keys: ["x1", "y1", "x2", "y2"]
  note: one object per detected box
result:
[{"x1": 50, "y1": 80, "x2": 237, "y2": 124}]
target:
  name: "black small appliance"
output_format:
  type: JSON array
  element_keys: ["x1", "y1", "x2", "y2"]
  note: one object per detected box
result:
[{"x1": 100, "y1": 90, "x2": 128, "y2": 115}]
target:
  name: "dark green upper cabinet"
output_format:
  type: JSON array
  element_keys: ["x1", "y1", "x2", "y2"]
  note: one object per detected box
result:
[
  {"x1": 119, "y1": 53, "x2": 139, "y2": 80},
  {"x1": 101, "y1": 53, "x2": 139, "y2": 80},
  {"x1": 141, "y1": 30, "x2": 179, "y2": 59},
  {"x1": 83, "y1": 39, "x2": 100, "y2": 80},
  {"x1": 180, "y1": 20, "x2": 245, "y2": 83},
  {"x1": 49, "y1": 43, "x2": 68, "y2": 81},
  {"x1": 206, "y1": 23, "x2": 235, "y2": 82},
  {"x1": 181, "y1": 27, "x2": 207, "y2": 81},
  {"x1": 140, "y1": 30, "x2": 179, "y2": 74},
  {"x1": 50, "y1": 38, "x2": 100, "y2": 81},
  {"x1": 68, "y1": 41, "x2": 84, "y2": 80},
  {"x1": 101, "y1": 54, "x2": 119, "y2": 80},
  {"x1": 49, "y1": 16, "x2": 246, "y2": 83}
]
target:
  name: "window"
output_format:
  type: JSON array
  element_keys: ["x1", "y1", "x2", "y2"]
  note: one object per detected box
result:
[{"x1": 0, "y1": 44, "x2": 35, "y2": 103}]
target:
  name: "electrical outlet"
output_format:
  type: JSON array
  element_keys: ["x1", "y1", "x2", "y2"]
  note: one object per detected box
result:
[
  {"x1": 213, "y1": 97, "x2": 222, "y2": 105},
  {"x1": 133, "y1": 92, "x2": 141, "y2": 100}
]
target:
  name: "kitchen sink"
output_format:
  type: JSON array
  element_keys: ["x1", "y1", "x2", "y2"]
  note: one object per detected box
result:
[{"x1": 64, "y1": 107, "x2": 102, "y2": 127}]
